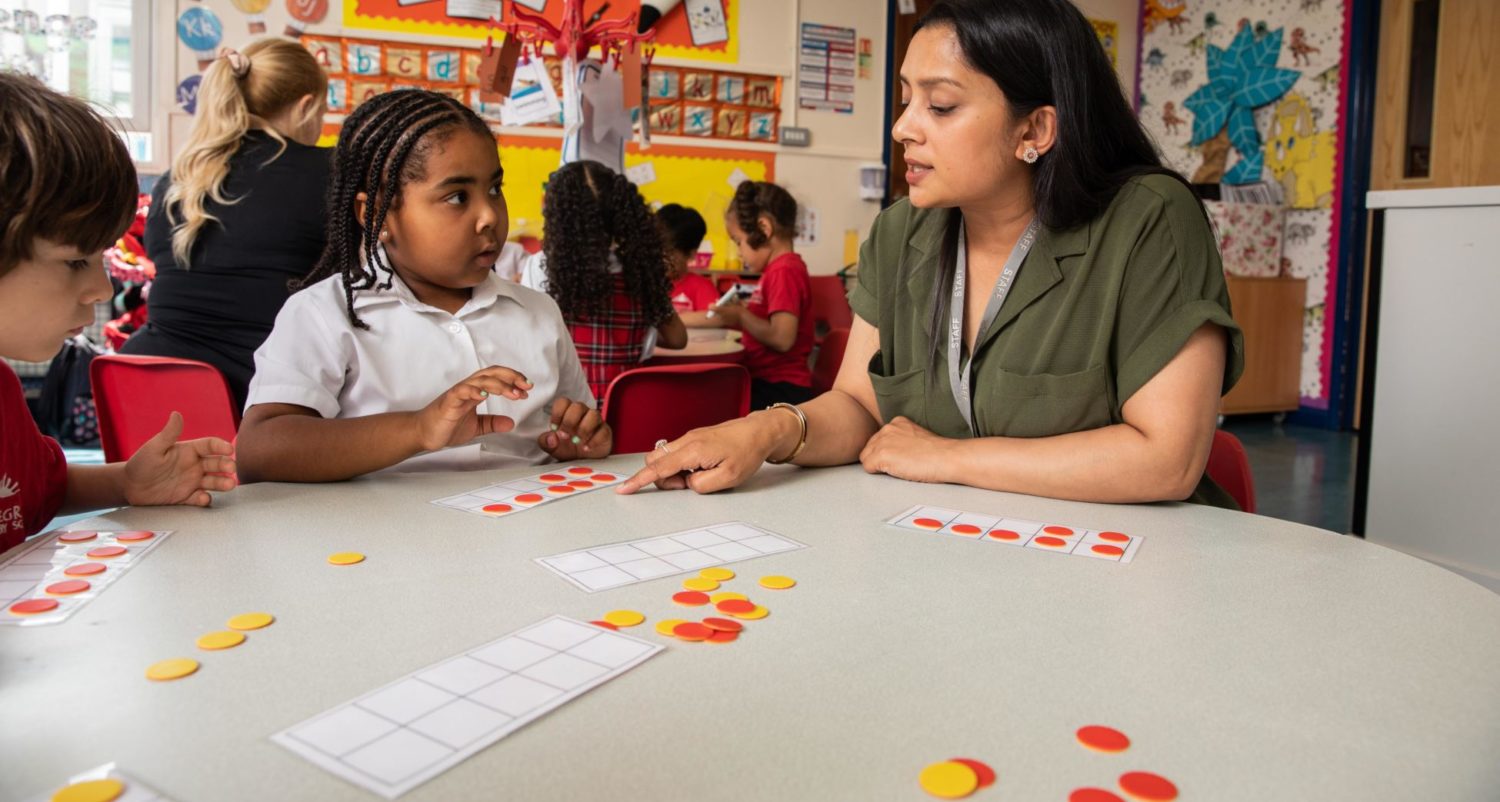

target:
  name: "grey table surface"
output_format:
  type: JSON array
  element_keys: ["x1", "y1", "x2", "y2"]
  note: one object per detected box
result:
[{"x1": 3, "y1": 455, "x2": 1499, "y2": 802}]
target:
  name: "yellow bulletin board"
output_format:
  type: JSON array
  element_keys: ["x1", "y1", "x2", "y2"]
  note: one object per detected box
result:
[
  {"x1": 314, "y1": 127, "x2": 775, "y2": 270},
  {"x1": 498, "y1": 136, "x2": 774, "y2": 270}
]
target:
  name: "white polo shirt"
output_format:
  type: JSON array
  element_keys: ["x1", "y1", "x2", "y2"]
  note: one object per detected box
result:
[{"x1": 246, "y1": 272, "x2": 594, "y2": 473}]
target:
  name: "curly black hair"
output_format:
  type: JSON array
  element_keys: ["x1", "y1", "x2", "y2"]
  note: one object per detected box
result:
[
  {"x1": 541, "y1": 160, "x2": 674, "y2": 326},
  {"x1": 298, "y1": 89, "x2": 495, "y2": 328},
  {"x1": 728, "y1": 180, "x2": 798, "y2": 250}
]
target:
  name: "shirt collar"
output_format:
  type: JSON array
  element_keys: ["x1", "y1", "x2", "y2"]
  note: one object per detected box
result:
[{"x1": 350, "y1": 247, "x2": 520, "y2": 317}]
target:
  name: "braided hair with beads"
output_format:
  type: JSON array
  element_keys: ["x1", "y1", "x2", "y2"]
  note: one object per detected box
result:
[{"x1": 300, "y1": 89, "x2": 496, "y2": 329}]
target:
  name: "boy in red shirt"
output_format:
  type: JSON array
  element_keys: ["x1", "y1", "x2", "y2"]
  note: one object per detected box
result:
[
  {"x1": 711, "y1": 182, "x2": 816, "y2": 409},
  {"x1": 0, "y1": 74, "x2": 237, "y2": 553}
]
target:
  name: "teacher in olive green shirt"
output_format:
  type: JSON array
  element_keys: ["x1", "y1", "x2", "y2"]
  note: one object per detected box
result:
[{"x1": 621, "y1": 0, "x2": 1244, "y2": 508}]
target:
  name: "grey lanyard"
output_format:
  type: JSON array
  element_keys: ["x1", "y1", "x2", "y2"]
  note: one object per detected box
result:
[{"x1": 947, "y1": 217, "x2": 1040, "y2": 435}]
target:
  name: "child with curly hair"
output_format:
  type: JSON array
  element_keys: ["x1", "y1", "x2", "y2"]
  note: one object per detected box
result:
[{"x1": 522, "y1": 161, "x2": 686, "y2": 399}]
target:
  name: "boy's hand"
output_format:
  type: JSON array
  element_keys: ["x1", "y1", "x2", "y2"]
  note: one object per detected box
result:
[
  {"x1": 416, "y1": 366, "x2": 528, "y2": 451},
  {"x1": 123, "y1": 412, "x2": 238, "y2": 507},
  {"x1": 539, "y1": 398, "x2": 611, "y2": 461},
  {"x1": 710, "y1": 297, "x2": 743, "y2": 327}
]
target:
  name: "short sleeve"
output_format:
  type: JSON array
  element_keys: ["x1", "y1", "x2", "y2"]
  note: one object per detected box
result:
[
  {"x1": 688, "y1": 276, "x2": 720, "y2": 310},
  {"x1": 1114, "y1": 176, "x2": 1245, "y2": 404},
  {"x1": 848, "y1": 214, "x2": 885, "y2": 326},
  {"x1": 244, "y1": 291, "x2": 352, "y2": 418},
  {"x1": 762, "y1": 263, "x2": 808, "y2": 319}
]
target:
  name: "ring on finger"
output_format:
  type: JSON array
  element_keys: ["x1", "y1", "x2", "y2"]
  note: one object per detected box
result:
[{"x1": 654, "y1": 439, "x2": 669, "y2": 454}]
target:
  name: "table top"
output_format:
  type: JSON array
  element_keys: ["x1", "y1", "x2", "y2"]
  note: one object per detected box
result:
[
  {"x1": 4, "y1": 456, "x2": 1499, "y2": 802},
  {"x1": 651, "y1": 329, "x2": 744, "y2": 360}
]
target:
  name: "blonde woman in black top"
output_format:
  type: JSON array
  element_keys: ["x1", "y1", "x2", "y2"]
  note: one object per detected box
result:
[{"x1": 122, "y1": 39, "x2": 329, "y2": 409}]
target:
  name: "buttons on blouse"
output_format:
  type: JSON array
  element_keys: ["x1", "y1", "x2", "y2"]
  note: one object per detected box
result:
[{"x1": 448, "y1": 322, "x2": 463, "y2": 334}]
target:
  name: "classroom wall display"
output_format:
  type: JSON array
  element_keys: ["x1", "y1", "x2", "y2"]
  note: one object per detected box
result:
[
  {"x1": 1089, "y1": 18, "x2": 1118, "y2": 69},
  {"x1": 499, "y1": 137, "x2": 774, "y2": 271},
  {"x1": 646, "y1": 65, "x2": 781, "y2": 143},
  {"x1": 303, "y1": 34, "x2": 779, "y2": 145},
  {"x1": 343, "y1": 0, "x2": 739, "y2": 64},
  {"x1": 1138, "y1": 0, "x2": 1349, "y2": 407}
]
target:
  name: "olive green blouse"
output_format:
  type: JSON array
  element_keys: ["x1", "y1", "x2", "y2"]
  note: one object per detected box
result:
[{"x1": 849, "y1": 174, "x2": 1245, "y2": 508}]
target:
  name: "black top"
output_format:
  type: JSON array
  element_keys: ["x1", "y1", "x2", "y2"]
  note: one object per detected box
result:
[{"x1": 123, "y1": 131, "x2": 330, "y2": 409}]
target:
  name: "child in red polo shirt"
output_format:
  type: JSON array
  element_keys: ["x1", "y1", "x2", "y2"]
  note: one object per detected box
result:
[
  {"x1": 711, "y1": 181, "x2": 816, "y2": 409},
  {"x1": 0, "y1": 74, "x2": 237, "y2": 552},
  {"x1": 656, "y1": 204, "x2": 719, "y2": 323}
]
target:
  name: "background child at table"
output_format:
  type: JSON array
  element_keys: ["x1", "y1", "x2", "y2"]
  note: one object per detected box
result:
[
  {"x1": 0, "y1": 74, "x2": 237, "y2": 550},
  {"x1": 656, "y1": 203, "x2": 719, "y2": 325},
  {"x1": 520, "y1": 160, "x2": 686, "y2": 399},
  {"x1": 235, "y1": 90, "x2": 609, "y2": 481},
  {"x1": 709, "y1": 180, "x2": 816, "y2": 409}
]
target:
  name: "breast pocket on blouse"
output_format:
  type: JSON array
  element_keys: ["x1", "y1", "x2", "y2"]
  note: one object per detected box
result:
[
  {"x1": 866, "y1": 351, "x2": 927, "y2": 424},
  {"x1": 976, "y1": 364, "x2": 1114, "y2": 438}
]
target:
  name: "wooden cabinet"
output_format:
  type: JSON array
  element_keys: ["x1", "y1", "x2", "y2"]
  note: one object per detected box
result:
[{"x1": 1221, "y1": 276, "x2": 1306, "y2": 415}]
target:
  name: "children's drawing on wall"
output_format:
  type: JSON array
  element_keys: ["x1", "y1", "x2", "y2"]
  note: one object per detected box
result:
[{"x1": 1139, "y1": 0, "x2": 1346, "y2": 407}]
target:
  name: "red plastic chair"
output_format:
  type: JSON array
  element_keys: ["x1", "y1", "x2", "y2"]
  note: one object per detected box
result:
[
  {"x1": 1205, "y1": 429, "x2": 1256, "y2": 514},
  {"x1": 601, "y1": 364, "x2": 751, "y2": 454},
  {"x1": 811, "y1": 326, "x2": 850, "y2": 395},
  {"x1": 809, "y1": 275, "x2": 853, "y2": 343},
  {"x1": 90, "y1": 355, "x2": 240, "y2": 462}
]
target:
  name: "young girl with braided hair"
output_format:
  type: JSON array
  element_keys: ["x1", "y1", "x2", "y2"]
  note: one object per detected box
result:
[
  {"x1": 710, "y1": 180, "x2": 816, "y2": 409},
  {"x1": 520, "y1": 160, "x2": 686, "y2": 400},
  {"x1": 235, "y1": 90, "x2": 609, "y2": 480}
]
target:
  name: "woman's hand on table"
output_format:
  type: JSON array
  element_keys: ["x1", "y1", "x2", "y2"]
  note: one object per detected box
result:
[
  {"x1": 858, "y1": 416, "x2": 958, "y2": 484},
  {"x1": 616, "y1": 412, "x2": 793, "y2": 494}
]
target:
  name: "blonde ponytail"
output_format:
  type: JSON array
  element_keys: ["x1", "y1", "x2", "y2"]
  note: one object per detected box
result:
[{"x1": 165, "y1": 38, "x2": 326, "y2": 266}]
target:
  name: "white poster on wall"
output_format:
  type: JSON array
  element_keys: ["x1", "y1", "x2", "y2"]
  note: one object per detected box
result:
[
  {"x1": 799, "y1": 23, "x2": 855, "y2": 114},
  {"x1": 501, "y1": 57, "x2": 562, "y2": 127}
]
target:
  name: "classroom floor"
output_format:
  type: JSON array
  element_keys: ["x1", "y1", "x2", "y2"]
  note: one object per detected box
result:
[{"x1": 1221, "y1": 416, "x2": 1358, "y2": 534}]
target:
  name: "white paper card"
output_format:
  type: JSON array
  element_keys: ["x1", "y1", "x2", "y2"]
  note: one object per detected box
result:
[
  {"x1": 272, "y1": 616, "x2": 661, "y2": 799},
  {"x1": 537, "y1": 522, "x2": 808, "y2": 592}
]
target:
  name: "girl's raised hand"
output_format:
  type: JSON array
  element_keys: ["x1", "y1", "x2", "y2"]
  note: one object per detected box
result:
[
  {"x1": 416, "y1": 366, "x2": 530, "y2": 451},
  {"x1": 539, "y1": 398, "x2": 611, "y2": 461}
]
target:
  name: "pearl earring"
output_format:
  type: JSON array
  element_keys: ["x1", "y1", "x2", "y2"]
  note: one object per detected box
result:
[
  {"x1": 379, "y1": 229, "x2": 390, "y2": 241},
  {"x1": 1022, "y1": 146, "x2": 1040, "y2": 164}
]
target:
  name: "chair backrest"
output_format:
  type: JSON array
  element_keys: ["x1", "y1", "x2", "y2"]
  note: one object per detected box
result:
[
  {"x1": 1206, "y1": 429, "x2": 1257, "y2": 514},
  {"x1": 90, "y1": 355, "x2": 240, "y2": 462},
  {"x1": 808, "y1": 275, "x2": 853, "y2": 343},
  {"x1": 601, "y1": 364, "x2": 751, "y2": 454},
  {"x1": 811, "y1": 326, "x2": 851, "y2": 395}
]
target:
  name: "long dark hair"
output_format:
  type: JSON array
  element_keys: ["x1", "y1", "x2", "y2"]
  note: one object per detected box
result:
[
  {"x1": 541, "y1": 160, "x2": 674, "y2": 326},
  {"x1": 300, "y1": 89, "x2": 494, "y2": 329},
  {"x1": 913, "y1": 0, "x2": 1189, "y2": 364}
]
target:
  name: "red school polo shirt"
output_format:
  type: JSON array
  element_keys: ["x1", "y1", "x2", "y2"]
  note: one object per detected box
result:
[
  {"x1": 739, "y1": 252, "x2": 814, "y2": 387},
  {"x1": 0, "y1": 363, "x2": 67, "y2": 551},
  {"x1": 669, "y1": 273, "x2": 720, "y2": 312}
]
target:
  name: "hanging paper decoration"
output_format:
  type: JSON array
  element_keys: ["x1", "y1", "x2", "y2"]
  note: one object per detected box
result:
[
  {"x1": 230, "y1": 0, "x2": 272, "y2": 35},
  {"x1": 1182, "y1": 23, "x2": 1301, "y2": 185},
  {"x1": 177, "y1": 7, "x2": 224, "y2": 72},
  {"x1": 284, "y1": 0, "x2": 329, "y2": 38}
]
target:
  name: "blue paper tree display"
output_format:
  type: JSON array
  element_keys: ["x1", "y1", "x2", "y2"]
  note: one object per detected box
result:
[{"x1": 1183, "y1": 24, "x2": 1302, "y2": 185}]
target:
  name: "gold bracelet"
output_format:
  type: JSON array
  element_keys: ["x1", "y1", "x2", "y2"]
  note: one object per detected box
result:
[{"x1": 764, "y1": 402, "x2": 808, "y2": 464}]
